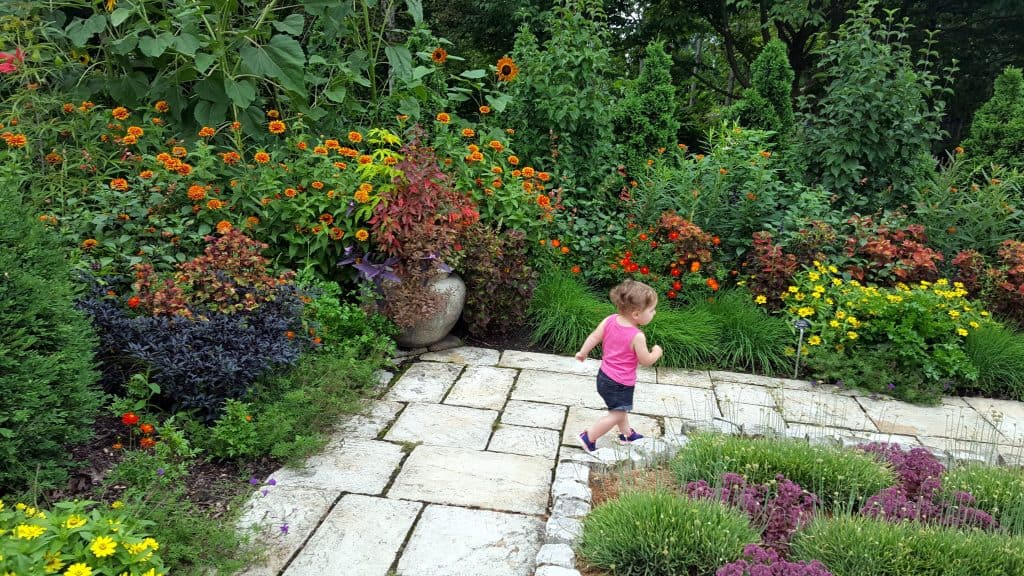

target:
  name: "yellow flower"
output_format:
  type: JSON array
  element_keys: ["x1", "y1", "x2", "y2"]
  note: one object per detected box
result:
[
  {"x1": 825, "y1": 298, "x2": 834, "y2": 305},
  {"x1": 142, "y1": 537, "x2": 159, "y2": 550},
  {"x1": 794, "y1": 292, "x2": 805, "y2": 301},
  {"x1": 787, "y1": 286, "x2": 799, "y2": 293},
  {"x1": 15, "y1": 524, "x2": 45, "y2": 539},
  {"x1": 828, "y1": 265, "x2": 839, "y2": 274},
  {"x1": 754, "y1": 295, "x2": 767, "y2": 305},
  {"x1": 969, "y1": 321, "x2": 980, "y2": 329},
  {"x1": 957, "y1": 328, "x2": 968, "y2": 337},
  {"x1": 111, "y1": 500, "x2": 123, "y2": 509},
  {"x1": 784, "y1": 347, "x2": 796, "y2": 357},
  {"x1": 65, "y1": 563, "x2": 92, "y2": 576},
  {"x1": 847, "y1": 331, "x2": 859, "y2": 340},
  {"x1": 836, "y1": 310, "x2": 846, "y2": 320},
  {"x1": 829, "y1": 320, "x2": 840, "y2": 328},
  {"x1": 981, "y1": 311, "x2": 990, "y2": 317},
  {"x1": 45, "y1": 552, "x2": 65, "y2": 573},
  {"x1": 807, "y1": 335, "x2": 822, "y2": 346},
  {"x1": 948, "y1": 310, "x2": 960, "y2": 319},
  {"x1": 886, "y1": 295, "x2": 903, "y2": 303},
  {"x1": 808, "y1": 272, "x2": 820, "y2": 281},
  {"x1": 848, "y1": 317, "x2": 860, "y2": 328},
  {"x1": 64, "y1": 515, "x2": 87, "y2": 529},
  {"x1": 91, "y1": 536, "x2": 118, "y2": 558},
  {"x1": 797, "y1": 307, "x2": 815, "y2": 318},
  {"x1": 813, "y1": 285, "x2": 826, "y2": 293},
  {"x1": 355, "y1": 229, "x2": 369, "y2": 241}
]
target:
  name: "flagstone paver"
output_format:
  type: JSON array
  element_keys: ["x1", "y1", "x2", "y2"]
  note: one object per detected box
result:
[
  {"x1": 501, "y1": 400, "x2": 567, "y2": 429},
  {"x1": 443, "y1": 365, "x2": 518, "y2": 410},
  {"x1": 384, "y1": 361, "x2": 463, "y2": 403},
  {"x1": 384, "y1": 402, "x2": 497, "y2": 449},
  {"x1": 388, "y1": 445, "x2": 552, "y2": 514},
  {"x1": 489, "y1": 424, "x2": 561, "y2": 458},
  {"x1": 397, "y1": 505, "x2": 544, "y2": 576},
  {"x1": 857, "y1": 395, "x2": 1002, "y2": 440},
  {"x1": 283, "y1": 495, "x2": 421, "y2": 576},
  {"x1": 236, "y1": 346, "x2": 1024, "y2": 576},
  {"x1": 420, "y1": 345, "x2": 501, "y2": 366},
  {"x1": 270, "y1": 439, "x2": 404, "y2": 494}
]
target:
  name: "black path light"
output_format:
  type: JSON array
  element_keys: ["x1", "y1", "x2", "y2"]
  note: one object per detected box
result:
[{"x1": 793, "y1": 318, "x2": 811, "y2": 379}]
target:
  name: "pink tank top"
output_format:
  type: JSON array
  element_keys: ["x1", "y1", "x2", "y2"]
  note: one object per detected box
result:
[{"x1": 600, "y1": 314, "x2": 641, "y2": 386}]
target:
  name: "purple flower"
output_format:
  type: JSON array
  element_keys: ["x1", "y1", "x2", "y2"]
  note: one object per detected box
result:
[
  {"x1": 267, "y1": 478, "x2": 277, "y2": 486},
  {"x1": 249, "y1": 477, "x2": 260, "y2": 485},
  {"x1": 279, "y1": 523, "x2": 290, "y2": 535},
  {"x1": 261, "y1": 489, "x2": 269, "y2": 497},
  {"x1": 156, "y1": 468, "x2": 165, "y2": 476},
  {"x1": 887, "y1": 382, "x2": 896, "y2": 390}
]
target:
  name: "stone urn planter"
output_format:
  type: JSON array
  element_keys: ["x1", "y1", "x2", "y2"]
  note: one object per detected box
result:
[{"x1": 395, "y1": 273, "x2": 466, "y2": 348}]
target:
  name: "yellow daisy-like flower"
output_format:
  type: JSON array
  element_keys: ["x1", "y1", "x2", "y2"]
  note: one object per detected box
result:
[
  {"x1": 969, "y1": 321, "x2": 980, "y2": 329},
  {"x1": 957, "y1": 328, "x2": 969, "y2": 337},
  {"x1": 355, "y1": 229, "x2": 369, "y2": 241},
  {"x1": 832, "y1": 278, "x2": 843, "y2": 287},
  {"x1": 754, "y1": 295, "x2": 767, "y2": 305},
  {"x1": 15, "y1": 524, "x2": 45, "y2": 539},
  {"x1": 44, "y1": 552, "x2": 64, "y2": 573},
  {"x1": 807, "y1": 335, "x2": 822, "y2": 346},
  {"x1": 787, "y1": 286, "x2": 799, "y2": 293},
  {"x1": 794, "y1": 293, "x2": 805, "y2": 301},
  {"x1": 65, "y1": 563, "x2": 92, "y2": 576},
  {"x1": 828, "y1": 265, "x2": 839, "y2": 274},
  {"x1": 846, "y1": 331, "x2": 859, "y2": 340},
  {"x1": 142, "y1": 537, "x2": 159, "y2": 550},
  {"x1": 835, "y1": 310, "x2": 847, "y2": 320},
  {"x1": 111, "y1": 501, "x2": 123, "y2": 509},
  {"x1": 797, "y1": 307, "x2": 815, "y2": 318},
  {"x1": 829, "y1": 320, "x2": 840, "y2": 328},
  {"x1": 808, "y1": 272, "x2": 820, "y2": 282},
  {"x1": 64, "y1": 515, "x2": 87, "y2": 529},
  {"x1": 784, "y1": 346, "x2": 796, "y2": 357},
  {"x1": 948, "y1": 309, "x2": 960, "y2": 319},
  {"x1": 90, "y1": 536, "x2": 118, "y2": 558}
]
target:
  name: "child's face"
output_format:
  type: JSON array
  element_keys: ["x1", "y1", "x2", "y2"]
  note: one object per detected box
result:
[{"x1": 632, "y1": 302, "x2": 657, "y2": 326}]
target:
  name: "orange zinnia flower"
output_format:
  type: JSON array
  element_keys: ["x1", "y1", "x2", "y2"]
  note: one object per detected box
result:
[
  {"x1": 246, "y1": 216, "x2": 260, "y2": 228},
  {"x1": 45, "y1": 151, "x2": 63, "y2": 165},
  {"x1": 126, "y1": 126, "x2": 144, "y2": 137},
  {"x1": 254, "y1": 151, "x2": 271, "y2": 164},
  {"x1": 507, "y1": 155, "x2": 519, "y2": 165},
  {"x1": 354, "y1": 189, "x2": 370, "y2": 203},
  {"x1": 706, "y1": 278, "x2": 719, "y2": 291},
  {"x1": 358, "y1": 154, "x2": 372, "y2": 165},
  {"x1": 348, "y1": 131, "x2": 363, "y2": 143},
  {"x1": 284, "y1": 187, "x2": 298, "y2": 198},
  {"x1": 266, "y1": 109, "x2": 280, "y2": 119},
  {"x1": 488, "y1": 140, "x2": 504, "y2": 152},
  {"x1": 329, "y1": 227, "x2": 344, "y2": 240},
  {"x1": 139, "y1": 437, "x2": 156, "y2": 449},
  {"x1": 479, "y1": 105, "x2": 491, "y2": 114},
  {"x1": 461, "y1": 128, "x2": 476, "y2": 138},
  {"x1": 431, "y1": 47, "x2": 448, "y2": 64},
  {"x1": 206, "y1": 199, "x2": 224, "y2": 210},
  {"x1": 313, "y1": 146, "x2": 328, "y2": 155},
  {"x1": 522, "y1": 167, "x2": 535, "y2": 178},
  {"x1": 436, "y1": 112, "x2": 451, "y2": 124},
  {"x1": 154, "y1": 101, "x2": 170, "y2": 113},
  {"x1": 110, "y1": 178, "x2": 129, "y2": 191},
  {"x1": 319, "y1": 213, "x2": 334, "y2": 224},
  {"x1": 355, "y1": 229, "x2": 369, "y2": 241},
  {"x1": 139, "y1": 170, "x2": 154, "y2": 179},
  {"x1": 268, "y1": 120, "x2": 286, "y2": 134},
  {"x1": 111, "y1": 106, "x2": 130, "y2": 120},
  {"x1": 571, "y1": 265, "x2": 581, "y2": 274},
  {"x1": 690, "y1": 261, "x2": 701, "y2": 273},
  {"x1": 220, "y1": 151, "x2": 241, "y2": 165},
  {"x1": 187, "y1": 185, "x2": 207, "y2": 201},
  {"x1": 82, "y1": 238, "x2": 99, "y2": 249},
  {"x1": 537, "y1": 194, "x2": 551, "y2": 207},
  {"x1": 311, "y1": 181, "x2": 324, "y2": 189},
  {"x1": 216, "y1": 220, "x2": 232, "y2": 234},
  {"x1": 496, "y1": 56, "x2": 519, "y2": 82},
  {"x1": 172, "y1": 146, "x2": 187, "y2": 157},
  {"x1": 198, "y1": 126, "x2": 215, "y2": 137}
]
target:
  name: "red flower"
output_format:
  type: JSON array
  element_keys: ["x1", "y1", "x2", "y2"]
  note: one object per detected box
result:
[
  {"x1": 706, "y1": 278, "x2": 720, "y2": 291},
  {"x1": 668, "y1": 231, "x2": 680, "y2": 241},
  {"x1": 670, "y1": 268, "x2": 681, "y2": 277},
  {"x1": 640, "y1": 266, "x2": 650, "y2": 275},
  {"x1": 672, "y1": 281, "x2": 682, "y2": 290},
  {"x1": 127, "y1": 296, "x2": 140, "y2": 308},
  {"x1": 139, "y1": 423, "x2": 155, "y2": 435},
  {"x1": 639, "y1": 233, "x2": 648, "y2": 241},
  {"x1": 667, "y1": 290, "x2": 677, "y2": 299},
  {"x1": 139, "y1": 437, "x2": 156, "y2": 449},
  {"x1": 650, "y1": 241, "x2": 658, "y2": 249},
  {"x1": 121, "y1": 412, "x2": 139, "y2": 426}
]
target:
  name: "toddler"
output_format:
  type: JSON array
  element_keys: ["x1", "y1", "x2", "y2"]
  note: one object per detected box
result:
[{"x1": 574, "y1": 279, "x2": 663, "y2": 452}]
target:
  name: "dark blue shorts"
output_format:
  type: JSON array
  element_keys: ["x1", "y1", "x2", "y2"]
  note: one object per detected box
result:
[{"x1": 596, "y1": 369, "x2": 634, "y2": 412}]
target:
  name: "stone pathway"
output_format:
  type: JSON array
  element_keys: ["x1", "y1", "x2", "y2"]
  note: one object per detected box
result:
[{"x1": 236, "y1": 345, "x2": 1024, "y2": 576}]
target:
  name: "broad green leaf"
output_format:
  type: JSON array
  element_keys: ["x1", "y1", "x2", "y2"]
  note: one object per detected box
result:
[
  {"x1": 138, "y1": 33, "x2": 173, "y2": 58},
  {"x1": 385, "y1": 45, "x2": 413, "y2": 82},
  {"x1": 194, "y1": 52, "x2": 216, "y2": 74},
  {"x1": 224, "y1": 77, "x2": 257, "y2": 108},
  {"x1": 405, "y1": 0, "x2": 423, "y2": 23},
  {"x1": 66, "y1": 14, "x2": 107, "y2": 46},
  {"x1": 110, "y1": 7, "x2": 133, "y2": 27},
  {"x1": 324, "y1": 85, "x2": 347, "y2": 103},
  {"x1": 194, "y1": 99, "x2": 228, "y2": 126},
  {"x1": 109, "y1": 34, "x2": 139, "y2": 56},
  {"x1": 459, "y1": 69, "x2": 486, "y2": 79},
  {"x1": 272, "y1": 14, "x2": 306, "y2": 35},
  {"x1": 485, "y1": 93, "x2": 512, "y2": 113},
  {"x1": 397, "y1": 97, "x2": 420, "y2": 119},
  {"x1": 411, "y1": 65, "x2": 433, "y2": 81},
  {"x1": 240, "y1": 34, "x2": 307, "y2": 96},
  {"x1": 308, "y1": 55, "x2": 328, "y2": 65},
  {"x1": 174, "y1": 33, "x2": 201, "y2": 57}
]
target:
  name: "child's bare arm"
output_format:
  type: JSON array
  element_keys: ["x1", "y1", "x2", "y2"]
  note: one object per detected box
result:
[
  {"x1": 574, "y1": 320, "x2": 606, "y2": 361},
  {"x1": 632, "y1": 333, "x2": 663, "y2": 366}
]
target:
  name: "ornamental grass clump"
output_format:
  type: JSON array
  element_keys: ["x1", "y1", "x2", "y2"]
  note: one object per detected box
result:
[
  {"x1": 943, "y1": 464, "x2": 1024, "y2": 535},
  {"x1": 579, "y1": 490, "x2": 759, "y2": 576},
  {"x1": 672, "y1": 434, "x2": 896, "y2": 513},
  {"x1": 692, "y1": 289, "x2": 792, "y2": 375},
  {"x1": 790, "y1": 515, "x2": 1024, "y2": 576},
  {"x1": 0, "y1": 499, "x2": 166, "y2": 576}
]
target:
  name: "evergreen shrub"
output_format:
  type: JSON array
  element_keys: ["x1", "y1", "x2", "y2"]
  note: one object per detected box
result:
[{"x1": 0, "y1": 188, "x2": 103, "y2": 492}]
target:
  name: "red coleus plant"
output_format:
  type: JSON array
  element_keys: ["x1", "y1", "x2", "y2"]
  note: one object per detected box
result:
[{"x1": 844, "y1": 215, "x2": 943, "y2": 284}]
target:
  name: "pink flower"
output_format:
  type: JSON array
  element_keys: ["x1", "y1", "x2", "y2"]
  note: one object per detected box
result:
[{"x1": 0, "y1": 47, "x2": 25, "y2": 74}]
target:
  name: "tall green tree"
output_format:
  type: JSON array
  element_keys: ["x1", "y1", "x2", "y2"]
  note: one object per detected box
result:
[
  {"x1": 727, "y1": 39, "x2": 795, "y2": 141},
  {"x1": 612, "y1": 40, "x2": 680, "y2": 173},
  {"x1": 963, "y1": 66, "x2": 1024, "y2": 171}
]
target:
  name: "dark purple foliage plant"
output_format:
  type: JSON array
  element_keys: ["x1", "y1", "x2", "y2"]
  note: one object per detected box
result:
[{"x1": 716, "y1": 544, "x2": 833, "y2": 576}]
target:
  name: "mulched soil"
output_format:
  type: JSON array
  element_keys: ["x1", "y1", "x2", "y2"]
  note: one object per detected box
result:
[
  {"x1": 49, "y1": 414, "x2": 282, "y2": 516},
  {"x1": 458, "y1": 323, "x2": 550, "y2": 354}
]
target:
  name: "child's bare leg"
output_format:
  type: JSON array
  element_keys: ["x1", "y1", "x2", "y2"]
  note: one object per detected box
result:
[
  {"x1": 587, "y1": 411, "x2": 626, "y2": 441},
  {"x1": 617, "y1": 413, "x2": 632, "y2": 436}
]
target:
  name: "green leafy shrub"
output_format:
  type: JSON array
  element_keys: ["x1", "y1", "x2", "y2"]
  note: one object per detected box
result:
[
  {"x1": 962, "y1": 323, "x2": 1024, "y2": 400},
  {"x1": 205, "y1": 399, "x2": 261, "y2": 459},
  {"x1": 579, "y1": 490, "x2": 759, "y2": 576},
  {"x1": 943, "y1": 464, "x2": 1024, "y2": 536},
  {"x1": 0, "y1": 499, "x2": 166, "y2": 575},
  {"x1": 612, "y1": 40, "x2": 679, "y2": 174},
  {"x1": 298, "y1": 273, "x2": 397, "y2": 359},
  {"x1": 798, "y1": 0, "x2": 954, "y2": 210},
  {"x1": 0, "y1": 185, "x2": 103, "y2": 493},
  {"x1": 672, "y1": 434, "x2": 897, "y2": 512},
  {"x1": 963, "y1": 66, "x2": 1024, "y2": 172},
  {"x1": 790, "y1": 515, "x2": 1024, "y2": 576}
]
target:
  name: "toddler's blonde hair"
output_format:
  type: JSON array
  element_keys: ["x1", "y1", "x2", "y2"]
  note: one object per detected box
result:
[{"x1": 609, "y1": 279, "x2": 657, "y2": 315}]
